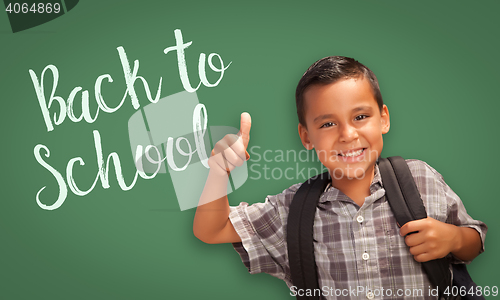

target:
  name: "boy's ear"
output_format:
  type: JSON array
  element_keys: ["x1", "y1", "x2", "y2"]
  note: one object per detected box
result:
[
  {"x1": 298, "y1": 123, "x2": 314, "y2": 150},
  {"x1": 381, "y1": 104, "x2": 390, "y2": 134}
]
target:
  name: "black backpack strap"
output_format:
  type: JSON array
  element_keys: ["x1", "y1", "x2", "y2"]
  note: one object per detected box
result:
[
  {"x1": 378, "y1": 157, "x2": 452, "y2": 300},
  {"x1": 287, "y1": 171, "x2": 331, "y2": 300}
]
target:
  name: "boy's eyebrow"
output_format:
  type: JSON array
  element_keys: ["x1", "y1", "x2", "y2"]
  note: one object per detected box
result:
[
  {"x1": 313, "y1": 106, "x2": 374, "y2": 123},
  {"x1": 352, "y1": 105, "x2": 374, "y2": 113},
  {"x1": 313, "y1": 114, "x2": 335, "y2": 123}
]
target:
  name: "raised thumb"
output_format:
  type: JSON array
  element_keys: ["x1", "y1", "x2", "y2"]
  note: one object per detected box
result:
[{"x1": 238, "y1": 112, "x2": 251, "y2": 149}]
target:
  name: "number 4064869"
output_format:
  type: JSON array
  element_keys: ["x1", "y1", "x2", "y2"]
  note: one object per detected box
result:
[{"x1": 5, "y1": 3, "x2": 61, "y2": 14}]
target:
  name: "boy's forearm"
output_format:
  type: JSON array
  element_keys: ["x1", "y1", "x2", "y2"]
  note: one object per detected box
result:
[
  {"x1": 193, "y1": 169, "x2": 240, "y2": 244},
  {"x1": 193, "y1": 112, "x2": 250, "y2": 244},
  {"x1": 451, "y1": 226, "x2": 482, "y2": 262}
]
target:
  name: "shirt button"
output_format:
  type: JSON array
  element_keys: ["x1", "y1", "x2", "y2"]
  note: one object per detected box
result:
[
  {"x1": 356, "y1": 215, "x2": 364, "y2": 223},
  {"x1": 362, "y1": 252, "x2": 370, "y2": 260},
  {"x1": 366, "y1": 291, "x2": 375, "y2": 299}
]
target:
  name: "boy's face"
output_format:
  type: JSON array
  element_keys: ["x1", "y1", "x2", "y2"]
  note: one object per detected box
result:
[{"x1": 298, "y1": 77, "x2": 390, "y2": 181}]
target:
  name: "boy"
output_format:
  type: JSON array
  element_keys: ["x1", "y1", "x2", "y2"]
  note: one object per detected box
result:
[{"x1": 193, "y1": 56, "x2": 487, "y2": 299}]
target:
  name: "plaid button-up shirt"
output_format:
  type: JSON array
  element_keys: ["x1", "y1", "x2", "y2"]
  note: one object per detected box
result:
[{"x1": 229, "y1": 159, "x2": 487, "y2": 299}]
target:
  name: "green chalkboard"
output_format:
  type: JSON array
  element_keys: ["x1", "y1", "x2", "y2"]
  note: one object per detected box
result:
[{"x1": 1, "y1": 1, "x2": 499, "y2": 299}]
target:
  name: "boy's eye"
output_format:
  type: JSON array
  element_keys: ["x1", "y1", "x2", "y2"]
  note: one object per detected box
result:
[
  {"x1": 355, "y1": 115, "x2": 368, "y2": 121},
  {"x1": 320, "y1": 122, "x2": 335, "y2": 128}
]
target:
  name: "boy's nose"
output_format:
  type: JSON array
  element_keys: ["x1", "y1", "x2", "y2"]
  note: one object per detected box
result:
[{"x1": 339, "y1": 124, "x2": 359, "y2": 143}]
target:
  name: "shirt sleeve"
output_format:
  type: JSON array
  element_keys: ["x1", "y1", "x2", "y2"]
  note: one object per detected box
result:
[
  {"x1": 407, "y1": 160, "x2": 488, "y2": 264},
  {"x1": 228, "y1": 184, "x2": 301, "y2": 286}
]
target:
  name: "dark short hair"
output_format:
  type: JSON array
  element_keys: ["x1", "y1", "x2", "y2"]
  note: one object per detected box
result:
[{"x1": 295, "y1": 56, "x2": 383, "y2": 126}]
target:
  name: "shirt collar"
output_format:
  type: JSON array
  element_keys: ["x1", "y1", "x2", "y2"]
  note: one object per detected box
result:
[{"x1": 319, "y1": 164, "x2": 383, "y2": 203}]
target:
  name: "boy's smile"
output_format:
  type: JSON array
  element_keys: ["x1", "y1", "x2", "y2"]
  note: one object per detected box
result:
[{"x1": 298, "y1": 77, "x2": 390, "y2": 188}]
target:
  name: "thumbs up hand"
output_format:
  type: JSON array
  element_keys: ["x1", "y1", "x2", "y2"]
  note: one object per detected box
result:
[{"x1": 209, "y1": 112, "x2": 252, "y2": 176}]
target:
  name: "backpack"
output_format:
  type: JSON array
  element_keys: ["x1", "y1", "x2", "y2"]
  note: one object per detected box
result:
[{"x1": 287, "y1": 156, "x2": 483, "y2": 300}]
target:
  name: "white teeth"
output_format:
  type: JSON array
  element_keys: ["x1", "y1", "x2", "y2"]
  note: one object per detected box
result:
[{"x1": 340, "y1": 149, "x2": 364, "y2": 157}]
